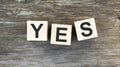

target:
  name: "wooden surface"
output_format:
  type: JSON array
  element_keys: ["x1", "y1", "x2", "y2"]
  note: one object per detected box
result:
[{"x1": 0, "y1": 0, "x2": 120, "y2": 67}]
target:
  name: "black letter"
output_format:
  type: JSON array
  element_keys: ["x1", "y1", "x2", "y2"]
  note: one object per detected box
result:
[
  {"x1": 31, "y1": 24, "x2": 43, "y2": 38},
  {"x1": 56, "y1": 28, "x2": 67, "y2": 42},
  {"x1": 80, "y1": 22, "x2": 93, "y2": 37}
]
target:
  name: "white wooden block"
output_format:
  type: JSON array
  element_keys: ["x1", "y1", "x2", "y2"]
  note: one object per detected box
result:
[
  {"x1": 27, "y1": 21, "x2": 48, "y2": 41},
  {"x1": 74, "y1": 18, "x2": 98, "y2": 41},
  {"x1": 51, "y1": 24, "x2": 72, "y2": 45}
]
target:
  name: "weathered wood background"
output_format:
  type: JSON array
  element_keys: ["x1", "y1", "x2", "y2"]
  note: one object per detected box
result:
[{"x1": 0, "y1": 0, "x2": 120, "y2": 67}]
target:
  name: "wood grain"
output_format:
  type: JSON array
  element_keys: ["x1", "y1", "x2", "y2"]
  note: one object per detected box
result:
[{"x1": 0, "y1": 0, "x2": 120, "y2": 67}]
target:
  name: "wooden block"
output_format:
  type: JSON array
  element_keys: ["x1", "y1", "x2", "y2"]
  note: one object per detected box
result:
[
  {"x1": 74, "y1": 18, "x2": 98, "y2": 41},
  {"x1": 50, "y1": 24, "x2": 72, "y2": 45},
  {"x1": 27, "y1": 21, "x2": 48, "y2": 41}
]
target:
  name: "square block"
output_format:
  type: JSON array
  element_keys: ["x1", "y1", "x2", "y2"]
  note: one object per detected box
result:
[
  {"x1": 51, "y1": 24, "x2": 72, "y2": 45},
  {"x1": 27, "y1": 21, "x2": 48, "y2": 41},
  {"x1": 74, "y1": 18, "x2": 98, "y2": 41}
]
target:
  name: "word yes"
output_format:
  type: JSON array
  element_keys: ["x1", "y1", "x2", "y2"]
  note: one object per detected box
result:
[{"x1": 27, "y1": 18, "x2": 98, "y2": 45}]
